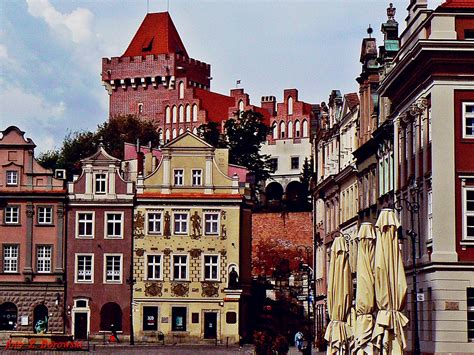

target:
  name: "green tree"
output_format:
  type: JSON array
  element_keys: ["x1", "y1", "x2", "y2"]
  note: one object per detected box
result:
[{"x1": 197, "y1": 121, "x2": 225, "y2": 148}]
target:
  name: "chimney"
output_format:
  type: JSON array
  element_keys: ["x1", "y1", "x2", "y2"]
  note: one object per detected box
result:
[
  {"x1": 261, "y1": 96, "x2": 276, "y2": 116},
  {"x1": 405, "y1": 0, "x2": 428, "y2": 28}
]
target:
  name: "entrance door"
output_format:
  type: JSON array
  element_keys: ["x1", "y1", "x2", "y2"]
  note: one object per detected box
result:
[
  {"x1": 74, "y1": 312, "x2": 88, "y2": 340},
  {"x1": 204, "y1": 312, "x2": 217, "y2": 339}
]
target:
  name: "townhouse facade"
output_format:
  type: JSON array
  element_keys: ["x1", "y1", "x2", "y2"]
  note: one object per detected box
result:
[
  {"x1": 132, "y1": 132, "x2": 252, "y2": 344},
  {"x1": 0, "y1": 126, "x2": 66, "y2": 336},
  {"x1": 66, "y1": 144, "x2": 134, "y2": 340}
]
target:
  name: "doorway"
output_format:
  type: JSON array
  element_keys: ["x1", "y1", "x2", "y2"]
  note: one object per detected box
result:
[
  {"x1": 74, "y1": 312, "x2": 88, "y2": 340},
  {"x1": 33, "y1": 304, "x2": 48, "y2": 333},
  {"x1": 203, "y1": 312, "x2": 217, "y2": 339}
]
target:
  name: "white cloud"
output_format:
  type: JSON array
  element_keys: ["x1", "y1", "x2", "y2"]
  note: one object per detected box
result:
[{"x1": 26, "y1": 0, "x2": 93, "y2": 44}]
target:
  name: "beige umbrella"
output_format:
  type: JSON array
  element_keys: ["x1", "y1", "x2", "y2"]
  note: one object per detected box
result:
[
  {"x1": 324, "y1": 235, "x2": 353, "y2": 354},
  {"x1": 354, "y1": 222, "x2": 376, "y2": 354},
  {"x1": 372, "y1": 209, "x2": 409, "y2": 354}
]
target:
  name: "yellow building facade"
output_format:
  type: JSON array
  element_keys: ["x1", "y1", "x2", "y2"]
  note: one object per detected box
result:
[{"x1": 132, "y1": 133, "x2": 252, "y2": 344}]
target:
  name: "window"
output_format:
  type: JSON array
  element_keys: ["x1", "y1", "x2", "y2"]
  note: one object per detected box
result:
[
  {"x1": 174, "y1": 169, "x2": 184, "y2": 186},
  {"x1": 295, "y1": 120, "x2": 301, "y2": 138},
  {"x1": 172, "y1": 307, "x2": 187, "y2": 331},
  {"x1": 464, "y1": 187, "x2": 474, "y2": 240},
  {"x1": 173, "y1": 255, "x2": 188, "y2": 280},
  {"x1": 463, "y1": 103, "x2": 474, "y2": 138},
  {"x1": 226, "y1": 312, "x2": 237, "y2": 324},
  {"x1": 4, "y1": 206, "x2": 19, "y2": 224},
  {"x1": 192, "y1": 104, "x2": 198, "y2": 122},
  {"x1": 269, "y1": 158, "x2": 278, "y2": 172},
  {"x1": 147, "y1": 255, "x2": 162, "y2": 280},
  {"x1": 238, "y1": 100, "x2": 244, "y2": 112},
  {"x1": 427, "y1": 190, "x2": 433, "y2": 241},
  {"x1": 143, "y1": 306, "x2": 159, "y2": 331},
  {"x1": 137, "y1": 103, "x2": 143, "y2": 114},
  {"x1": 272, "y1": 122, "x2": 278, "y2": 139},
  {"x1": 203, "y1": 255, "x2": 219, "y2": 280},
  {"x1": 174, "y1": 213, "x2": 188, "y2": 235},
  {"x1": 77, "y1": 212, "x2": 94, "y2": 238},
  {"x1": 428, "y1": 106, "x2": 432, "y2": 143},
  {"x1": 6, "y1": 171, "x2": 18, "y2": 186},
  {"x1": 287, "y1": 121, "x2": 293, "y2": 138},
  {"x1": 76, "y1": 254, "x2": 93, "y2": 283},
  {"x1": 165, "y1": 129, "x2": 170, "y2": 142},
  {"x1": 147, "y1": 212, "x2": 162, "y2": 234},
  {"x1": 302, "y1": 120, "x2": 308, "y2": 137},
  {"x1": 172, "y1": 106, "x2": 177, "y2": 123},
  {"x1": 468, "y1": 288, "x2": 474, "y2": 342},
  {"x1": 179, "y1": 105, "x2": 184, "y2": 122},
  {"x1": 37, "y1": 245, "x2": 52, "y2": 273},
  {"x1": 288, "y1": 97, "x2": 293, "y2": 115},
  {"x1": 192, "y1": 169, "x2": 202, "y2": 186},
  {"x1": 279, "y1": 121, "x2": 286, "y2": 139},
  {"x1": 104, "y1": 254, "x2": 122, "y2": 283},
  {"x1": 291, "y1": 157, "x2": 300, "y2": 170},
  {"x1": 172, "y1": 128, "x2": 177, "y2": 139},
  {"x1": 37, "y1": 207, "x2": 53, "y2": 225},
  {"x1": 165, "y1": 106, "x2": 171, "y2": 123},
  {"x1": 179, "y1": 82, "x2": 185, "y2": 99},
  {"x1": 465, "y1": 30, "x2": 474, "y2": 40},
  {"x1": 95, "y1": 173, "x2": 107, "y2": 194},
  {"x1": 204, "y1": 213, "x2": 219, "y2": 235},
  {"x1": 186, "y1": 104, "x2": 191, "y2": 122},
  {"x1": 3, "y1": 245, "x2": 18, "y2": 273},
  {"x1": 105, "y1": 212, "x2": 123, "y2": 238}
]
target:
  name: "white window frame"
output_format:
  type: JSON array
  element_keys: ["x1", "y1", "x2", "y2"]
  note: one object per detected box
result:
[
  {"x1": 463, "y1": 102, "x2": 474, "y2": 139},
  {"x1": 427, "y1": 189, "x2": 433, "y2": 241},
  {"x1": 204, "y1": 212, "x2": 220, "y2": 236},
  {"x1": 37, "y1": 245, "x2": 52, "y2": 273},
  {"x1": 172, "y1": 254, "x2": 189, "y2": 281},
  {"x1": 147, "y1": 211, "x2": 162, "y2": 235},
  {"x1": 3, "y1": 245, "x2": 19, "y2": 273},
  {"x1": 104, "y1": 212, "x2": 124, "y2": 239},
  {"x1": 191, "y1": 169, "x2": 202, "y2": 186},
  {"x1": 94, "y1": 173, "x2": 107, "y2": 194},
  {"x1": 173, "y1": 212, "x2": 189, "y2": 235},
  {"x1": 146, "y1": 254, "x2": 163, "y2": 280},
  {"x1": 103, "y1": 253, "x2": 123, "y2": 284},
  {"x1": 6, "y1": 171, "x2": 18, "y2": 186},
  {"x1": 463, "y1": 186, "x2": 474, "y2": 240},
  {"x1": 4, "y1": 206, "x2": 20, "y2": 224},
  {"x1": 291, "y1": 156, "x2": 300, "y2": 170},
  {"x1": 75, "y1": 253, "x2": 94, "y2": 283},
  {"x1": 202, "y1": 254, "x2": 220, "y2": 281},
  {"x1": 37, "y1": 206, "x2": 53, "y2": 225},
  {"x1": 174, "y1": 169, "x2": 184, "y2": 186},
  {"x1": 76, "y1": 211, "x2": 95, "y2": 239}
]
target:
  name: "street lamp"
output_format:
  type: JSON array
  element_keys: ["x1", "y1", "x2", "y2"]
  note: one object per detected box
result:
[{"x1": 393, "y1": 183, "x2": 421, "y2": 355}]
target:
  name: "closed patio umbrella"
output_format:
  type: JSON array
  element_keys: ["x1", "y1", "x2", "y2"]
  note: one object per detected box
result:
[
  {"x1": 354, "y1": 222, "x2": 376, "y2": 354},
  {"x1": 325, "y1": 235, "x2": 353, "y2": 354},
  {"x1": 372, "y1": 209, "x2": 408, "y2": 354}
]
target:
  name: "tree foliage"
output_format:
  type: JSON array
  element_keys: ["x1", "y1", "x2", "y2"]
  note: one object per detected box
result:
[{"x1": 37, "y1": 115, "x2": 160, "y2": 179}]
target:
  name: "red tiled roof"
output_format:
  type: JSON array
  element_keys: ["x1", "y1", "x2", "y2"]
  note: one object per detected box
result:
[
  {"x1": 0, "y1": 189, "x2": 67, "y2": 195},
  {"x1": 122, "y1": 12, "x2": 188, "y2": 57},
  {"x1": 440, "y1": 0, "x2": 474, "y2": 8},
  {"x1": 345, "y1": 93, "x2": 360, "y2": 110},
  {"x1": 194, "y1": 88, "x2": 235, "y2": 123},
  {"x1": 137, "y1": 193, "x2": 244, "y2": 200}
]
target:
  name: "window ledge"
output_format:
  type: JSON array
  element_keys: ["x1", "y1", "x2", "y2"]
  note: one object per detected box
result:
[
  {"x1": 460, "y1": 240, "x2": 474, "y2": 246},
  {"x1": 35, "y1": 224, "x2": 55, "y2": 227},
  {"x1": 2, "y1": 224, "x2": 21, "y2": 227}
]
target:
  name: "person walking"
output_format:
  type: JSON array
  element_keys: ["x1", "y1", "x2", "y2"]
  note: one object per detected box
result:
[
  {"x1": 294, "y1": 331, "x2": 304, "y2": 352},
  {"x1": 110, "y1": 323, "x2": 120, "y2": 343}
]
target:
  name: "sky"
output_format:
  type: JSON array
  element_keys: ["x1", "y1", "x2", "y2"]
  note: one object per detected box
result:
[{"x1": 0, "y1": 0, "x2": 445, "y2": 154}]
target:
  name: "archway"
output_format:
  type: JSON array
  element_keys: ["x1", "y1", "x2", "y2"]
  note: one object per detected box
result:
[
  {"x1": 100, "y1": 302, "x2": 122, "y2": 331},
  {"x1": 0, "y1": 302, "x2": 17, "y2": 330},
  {"x1": 33, "y1": 304, "x2": 48, "y2": 333},
  {"x1": 265, "y1": 182, "x2": 284, "y2": 201},
  {"x1": 286, "y1": 181, "x2": 304, "y2": 203}
]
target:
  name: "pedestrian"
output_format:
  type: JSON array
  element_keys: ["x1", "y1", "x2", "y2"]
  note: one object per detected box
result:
[
  {"x1": 294, "y1": 331, "x2": 304, "y2": 352},
  {"x1": 110, "y1": 323, "x2": 120, "y2": 343}
]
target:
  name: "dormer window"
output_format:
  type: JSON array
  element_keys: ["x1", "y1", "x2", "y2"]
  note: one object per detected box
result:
[
  {"x1": 6, "y1": 171, "x2": 18, "y2": 186},
  {"x1": 95, "y1": 173, "x2": 107, "y2": 194},
  {"x1": 174, "y1": 169, "x2": 184, "y2": 186}
]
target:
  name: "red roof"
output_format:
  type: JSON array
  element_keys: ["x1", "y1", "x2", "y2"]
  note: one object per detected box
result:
[
  {"x1": 137, "y1": 193, "x2": 243, "y2": 200},
  {"x1": 194, "y1": 88, "x2": 235, "y2": 123},
  {"x1": 122, "y1": 12, "x2": 188, "y2": 57},
  {"x1": 345, "y1": 93, "x2": 360, "y2": 110},
  {"x1": 440, "y1": 0, "x2": 474, "y2": 8}
]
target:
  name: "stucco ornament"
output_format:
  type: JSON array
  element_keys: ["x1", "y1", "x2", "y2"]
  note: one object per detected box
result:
[
  {"x1": 163, "y1": 248, "x2": 172, "y2": 256},
  {"x1": 190, "y1": 211, "x2": 202, "y2": 239},
  {"x1": 135, "y1": 248, "x2": 145, "y2": 257},
  {"x1": 201, "y1": 282, "x2": 219, "y2": 297},
  {"x1": 145, "y1": 282, "x2": 163, "y2": 297},
  {"x1": 134, "y1": 211, "x2": 145, "y2": 239},
  {"x1": 190, "y1": 248, "x2": 202, "y2": 258},
  {"x1": 163, "y1": 211, "x2": 171, "y2": 238},
  {"x1": 171, "y1": 282, "x2": 189, "y2": 297},
  {"x1": 220, "y1": 211, "x2": 227, "y2": 239}
]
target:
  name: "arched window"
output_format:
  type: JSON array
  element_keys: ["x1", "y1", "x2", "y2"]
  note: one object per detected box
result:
[
  {"x1": 287, "y1": 121, "x2": 293, "y2": 138},
  {"x1": 172, "y1": 106, "x2": 177, "y2": 123},
  {"x1": 192, "y1": 104, "x2": 198, "y2": 122},
  {"x1": 158, "y1": 129, "x2": 163, "y2": 144},
  {"x1": 100, "y1": 302, "x2": 122, "y2": 331},
  {"x1": 179, "y1": 128, "x2": 184, "y2": 135},
  {"x1": 165, "y1": 106, "x2": 171, "y2": 124},
  {"x1": 186, "y1": 127, "x2": 190, "y2": 132},
  {"x1": 288, "y1": 97, "x2": 293, "y2": 115},
  {"x1": 265, "y1": 182, "x2": 284, "y2": 201},
  {"x1": 33, "y1": 304, "x2": 48, "y2": 333},
  {"x1": 238, "y1": 100, "x2": 244, "y2": 112},
  {"x1": 178, "y1": 81, "x2": 185, "y2": 99},
  {"x1": 179, "y1": 105, "x2": 184, "y2": 122},
  {"x1": 172, "y1": 128, "x2": 177, "y2": 139},
  {"x1": 192, "y1": 127, "x2": 198, "y2": 135},
  {"x1": 186, "y1": 104, "x2": 191, "y2": 122},
  {"x1": 279, "y1": 121, "x2": 286, "y2": 139},
  {"x1": 272, "y1": 121, "x2": 278, "y2": 139},
  {"x1": 165, "y1": 129, "x2": 170, "y2": 142},
  {"x1": 137, "y1": 103, "x2": 143, "y2": 115},
  {"x1": 295, "y1": 120, "x2": 301, "y2": 138},
  {"x1": 302, "y1": 119, "x2": 308, "y2": 137},
  {"x1": 0, "y1": 302, "x2": 17, "y2": 330}
]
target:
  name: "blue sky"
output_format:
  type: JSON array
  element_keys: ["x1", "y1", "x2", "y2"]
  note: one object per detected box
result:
[{"x1": 0, "y1": 0, "x2": 443, "y2": 153}]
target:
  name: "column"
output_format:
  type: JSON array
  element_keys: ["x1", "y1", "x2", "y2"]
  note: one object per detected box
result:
[
  {"x1": 204, "y1": 156, "x2": 213, "y2": 194},
  {"x1": 162, "y1": 156, "x2": 171, "y2": 194},
  {"x1": 24, "y1": 203, "x2": 34, "y2": 275},
  {"x1": 55, "y1": 204, "x2": 65, "y2": 275}
]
